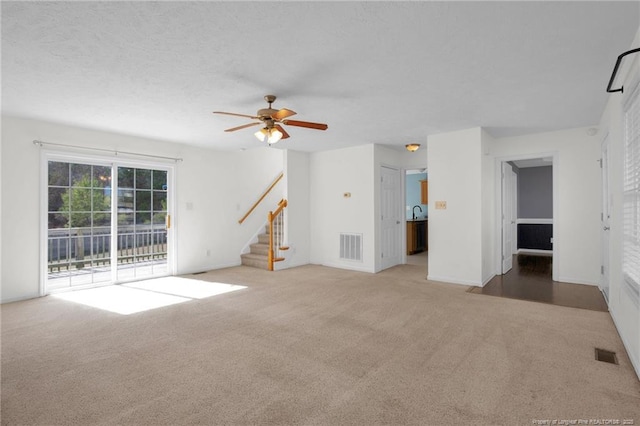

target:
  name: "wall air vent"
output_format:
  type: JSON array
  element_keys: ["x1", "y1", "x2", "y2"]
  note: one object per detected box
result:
[{"x1": 340, "y1": 233, "x2": 363, "y2": 262}]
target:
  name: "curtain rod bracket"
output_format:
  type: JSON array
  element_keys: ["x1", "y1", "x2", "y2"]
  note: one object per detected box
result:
[{"x1": 606, "y1": 47, "x2": 640, "y2": 94}]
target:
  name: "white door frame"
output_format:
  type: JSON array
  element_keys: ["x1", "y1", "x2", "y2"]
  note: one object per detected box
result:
[
  {"x1": 494, "y1": 152, "x2": 559, "y2": 282},
  {"x1": 40, "y1": 150, "x2": 177, "y2": 295},
  {"x1": 501, "y1": 162, "x2": 517, "y2": 273},
  {"x1": 600, "y1": 130, "x2": 611, "y2": 303}
]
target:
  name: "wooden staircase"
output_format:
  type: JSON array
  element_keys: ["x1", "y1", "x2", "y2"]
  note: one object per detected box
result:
[
  {"x1": 237, "y1": 172, "x2": 287, "y2": 271},
  {"x1": 241, "y1": 223, "x2": 283, "y2": 270}
]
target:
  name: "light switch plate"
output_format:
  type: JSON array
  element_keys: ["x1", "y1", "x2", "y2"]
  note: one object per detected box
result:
[{"x1": 435, "y1": 201, "x2": 447, "y2": 209}]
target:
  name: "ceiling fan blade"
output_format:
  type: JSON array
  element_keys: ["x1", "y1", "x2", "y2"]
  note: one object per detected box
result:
[
  {"x1": 275, "y1": 124, "x2": 290, "y2": 139},
  {"x1": 224, "y1": 122, "x2": 260, "y2": 132},
  {"x1": 272, "y1": 108, "x2": 296, "y2": 120},
  {"x1": 213, "y1": 111, "x2": 259, "y2": 119},
  {"x1": 282, "y1": 119, "x2": 328, "y2": 131}
]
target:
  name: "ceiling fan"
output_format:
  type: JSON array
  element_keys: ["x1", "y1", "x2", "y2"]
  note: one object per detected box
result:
[{"x1": 213, "y1": 95, "x2": 328, "y2": 144}]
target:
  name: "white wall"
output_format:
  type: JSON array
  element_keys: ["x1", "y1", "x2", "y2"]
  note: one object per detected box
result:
[
  {"x1": 309, "y1": 144, "x2": 375, "y2": 272},
  {"x1": 598, "y1": 27, "x2": 640, "y2": 378},
  {"x1": 492, "y1": 127, "x2": 601, "y2": 285},
  {"x1": 427, "y1": 127, "x2": 484, "y2": 286},
  {"x1": 1, "y1": 116, "x2": 283, "y2": 302},
  {"x1": 278, "y1": 149, "x2": 311, "y2": 269}
]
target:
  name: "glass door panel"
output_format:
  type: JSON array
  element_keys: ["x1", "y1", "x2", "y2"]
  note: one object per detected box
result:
[
  {"x1": 116, "y1": 167, "x2": 168, "y2": 281},
  {"x1": 47, "y1": 161, "x2": 113, "y2": 289}
]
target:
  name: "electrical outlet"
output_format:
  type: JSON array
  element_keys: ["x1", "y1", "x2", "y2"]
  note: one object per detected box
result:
[{"x1": 206, "y1": 249, "x2": 211, "y2": 257}]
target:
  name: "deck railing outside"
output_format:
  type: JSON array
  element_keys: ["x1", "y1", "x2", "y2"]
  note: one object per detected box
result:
[{"x1": 48, "y1": 225, "x2": 167, "y2": 273}]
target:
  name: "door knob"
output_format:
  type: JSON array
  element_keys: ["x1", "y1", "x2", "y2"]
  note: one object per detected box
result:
[{"x1": 603, "y1": 226, "x2": 610, "y2": 231}]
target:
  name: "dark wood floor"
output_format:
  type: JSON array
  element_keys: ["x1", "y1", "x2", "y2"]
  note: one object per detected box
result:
[{"x1": 468, "y1": 254, "x2": 608, "y2": 312}]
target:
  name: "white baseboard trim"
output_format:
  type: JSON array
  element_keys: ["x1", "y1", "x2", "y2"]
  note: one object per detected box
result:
[
  {"x1": 517, "y1": 218, "x2": 553, "y2": 225},
  {"x1": 322, "y1": 261, "x2": 374, "y2": 274},
  {"x1": 179, "y1": 261, "x2": 241, "y2": 275},
  {"x1": 1, "y1": 292, "x2": 42, "y2": 304},
  {"x1": 427, "y1": 275, "x2": 482, "y2": 287},
  {"x1": 517, "y1": 249, "x2": 553, "y2": 256},
  {"x1": 557, "y1": 276, "x2": 598, "y2": 286},
  {"x1": 482, "y1": 274, "x2": 496, "y2": 287},
  {"x1": 609, "y1": 309, "x2": 640, "y2": 381}
]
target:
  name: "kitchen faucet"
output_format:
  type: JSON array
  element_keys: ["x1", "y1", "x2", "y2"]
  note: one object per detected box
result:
[{"x1": 412, "y1": 205, "x2": 423, "y2": 221}]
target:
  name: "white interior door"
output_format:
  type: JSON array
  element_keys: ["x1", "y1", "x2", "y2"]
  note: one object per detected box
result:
[
  {"x1": 380, "y1": 166, "x2": 402, "y2": 270},
  {"x1": 600, "y1": 133, "x2": 611, "y2": 303},
  {"x1": 501, "y1": 162, "x2": 516, "y2": 273}
]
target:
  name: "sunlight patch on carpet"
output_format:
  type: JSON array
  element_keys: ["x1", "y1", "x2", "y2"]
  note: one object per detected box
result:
[
  {"x1": 52, "y1": 277, "x2": 247, "y2": 315},
  {"x1": 52, "y1": 285, "x2": 189, "y2": 315},
  {"x1": 124, "y1": 276, "x2": 247, "y2": 299}
]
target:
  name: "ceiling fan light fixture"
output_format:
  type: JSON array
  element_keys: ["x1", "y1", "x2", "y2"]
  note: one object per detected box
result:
[
  {"x1": 254, "y1": 128, "x2": 268, "y2": 142},
  {"x1": 406, "y1": 143, "x2": 421, "y2": 152},
  {"x1": 268, "y1": 128, "x2": 283, "y2": 144},
  {"x1": 255, "y1": 127, "x2": 283, "y2": 144}
]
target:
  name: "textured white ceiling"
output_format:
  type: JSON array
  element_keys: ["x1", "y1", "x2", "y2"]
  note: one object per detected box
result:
[{"x1": 2, "y1": 2, "x2": 639, "y2": 152}]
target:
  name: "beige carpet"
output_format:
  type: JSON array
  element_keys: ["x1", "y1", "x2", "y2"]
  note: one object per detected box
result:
[{"x1": 2, "y1": 264, "x2": 639, "y2": 425}]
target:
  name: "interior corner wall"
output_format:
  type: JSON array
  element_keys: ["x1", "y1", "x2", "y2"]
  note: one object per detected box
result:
[
  {"x1": 309, "y1": 144, "x2": 375, "y2": 273},
  {"x1": 279, "y1": 149, "x2": 311, "y2": 269},
  {"x1": 492, "y1": 127, "x2": 601, "y2": 286},
  {"x1": 481, "y1": 130, "x2": 496, "y2": 285},
  {"x1": 0, "y1": 116, "x2": 284, "y2": 303},
  {"x1": 427, "y1": 127, "x2": 483, "y2": 286}
]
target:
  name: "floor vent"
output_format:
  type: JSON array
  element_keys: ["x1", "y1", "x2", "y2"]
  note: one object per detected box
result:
[
  {"x1": 340, "y1": 233, "x2": 362, "y2": 261},
  {"x1": 595, "y1": 348, "x2": 618, "y2": 365}
]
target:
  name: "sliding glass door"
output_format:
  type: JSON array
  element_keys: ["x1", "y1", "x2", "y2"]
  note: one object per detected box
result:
[
  {"x1": 115, "y1": 167, "x2": 168, "y2": 281},
  {"x1": 45, "y1": 156, "x2": 172, "y2": 292}
]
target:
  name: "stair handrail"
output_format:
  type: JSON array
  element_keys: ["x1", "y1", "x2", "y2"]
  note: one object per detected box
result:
[
  {"x1": 238, "y1": 171, "x2": 284, "y2": 224},
  {"x1": 267, "y1": 198, "x2": 288, "y2": 271}
]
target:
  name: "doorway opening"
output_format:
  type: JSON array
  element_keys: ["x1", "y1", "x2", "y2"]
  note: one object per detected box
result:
[
  {"x1": 496, "y1": 154, "x2": 558, "y2": 282},
  {"x1": 405, "y1": 168, "x2": 428, "y2": 268}
]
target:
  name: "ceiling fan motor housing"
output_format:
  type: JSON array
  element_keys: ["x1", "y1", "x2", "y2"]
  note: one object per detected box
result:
[
  {"x1": 258, "y1": 95, "x2": 279, "y2": 123},
  {"x1": 257, "y1": 108, "x2": 279, "y2": 120}
]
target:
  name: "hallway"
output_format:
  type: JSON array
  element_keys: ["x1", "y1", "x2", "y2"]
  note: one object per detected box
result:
[{"x1": 468, "y1": 254, "x2": 608, "y2": 312}]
